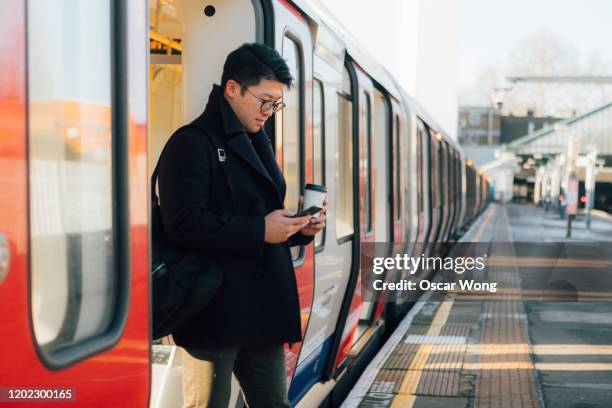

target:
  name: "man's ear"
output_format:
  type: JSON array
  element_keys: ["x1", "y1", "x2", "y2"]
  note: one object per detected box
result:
[{"x1": 225, "y1": 80, "x2": 239, "y2": 100}]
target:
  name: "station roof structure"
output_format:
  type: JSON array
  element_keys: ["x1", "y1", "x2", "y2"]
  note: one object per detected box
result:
[{"x1": 507, "y1": 101, "x2": 612, "y2": 156}]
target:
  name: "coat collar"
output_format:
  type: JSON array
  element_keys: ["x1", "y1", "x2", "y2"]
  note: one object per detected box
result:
[{"x1": 193, "y1": 85, "x2": 286, "y2": 203}]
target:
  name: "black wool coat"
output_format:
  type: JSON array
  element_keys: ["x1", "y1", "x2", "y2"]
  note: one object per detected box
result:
[{"x1": 158, "y1": 85, "x2": 313, "y2": 349}]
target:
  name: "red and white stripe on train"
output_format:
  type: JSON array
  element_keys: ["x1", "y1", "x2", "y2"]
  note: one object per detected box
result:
[{"x1": 0, "y1": 0, "x2": 489, "y2": 406}]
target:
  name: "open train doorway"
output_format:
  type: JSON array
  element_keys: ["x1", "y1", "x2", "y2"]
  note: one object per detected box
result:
[{"x1": 147, "y1": 1, "x2": 261, "y2": 407}]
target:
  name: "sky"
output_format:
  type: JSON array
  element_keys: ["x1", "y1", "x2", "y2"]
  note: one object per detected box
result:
[
  {"x1": 457, "y1": 0, "x2": 612, "y2": 92},
  {"x1": 318, "y1": 0, "x2": 612, "y2": 132}
]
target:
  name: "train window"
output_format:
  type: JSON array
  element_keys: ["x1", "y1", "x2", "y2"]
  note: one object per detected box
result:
[
  {"x1": 363, "y1": 92, "x2": 373, "y2": 233},
  {"x1": 282, "y1": 35, "x2": 303, "y2": 260},
  {"x1": 313, "y1": 79, "x2": 325, "y2": 248},
  {"x1": 336, "y1": 91, "x2": 354, "y2": 240},
  {"x1": 27, "y1": 0, "x2": 118, "y2": 363},
  {"x1": 395, "y1": 115, "x2": 401, "y2": 221}
]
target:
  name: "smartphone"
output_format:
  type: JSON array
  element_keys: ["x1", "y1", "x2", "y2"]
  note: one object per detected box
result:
[{"x1": 291, "y1": 205, "x2": 322, "y2": 218}]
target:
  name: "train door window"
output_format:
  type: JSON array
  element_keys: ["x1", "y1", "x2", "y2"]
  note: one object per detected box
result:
[
  {"x1": 417, "y1": 125, "x2": 423, "y2": 214},
  {"x1": 448, "y1": 150, "x2": 454, "y2": 207},
  {"x1": 454, "y1": 154, "x2": 459, "y2": 205},
  {"x1": 313, "y1": 79, "x2": 325, "y2": 248},
  {"x1": 448, "y1": 147, "x2": 453, "y2": 204},
  {"x1": 27, "y1": 0, "x2": 120, "y2": 365},
  {"x1": 430, "y1": 134, "x2": 439, "y2": 208},
  {"x1": 437, "y1": 141, "x2": 442, "y2": 208},
  {"x1": 281, "y1": 35, "x2": 303, "y2": 260},
  {"x1": 363, "y1": 92, "x2": 373, "y2": 234},
  {"x1": 395, "y1": 115, "x2": 401, "y2": 221},
  {"x1": 440, "y1": 141, "x2": 449, "y2": 208},
  {"x1": 450, "y1": 150, "x2": 455, "y2": 205},
  {"x1": 336, "y1": 75, "x2": 354, "y2": 241}
]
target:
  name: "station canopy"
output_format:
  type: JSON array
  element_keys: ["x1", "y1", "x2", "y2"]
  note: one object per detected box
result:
[{"x1": 507, "y1": 101, "x2": 612, "y2": 157}]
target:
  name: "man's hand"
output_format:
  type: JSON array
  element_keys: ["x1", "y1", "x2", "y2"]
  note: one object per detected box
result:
[
  {"x1": 299, "y1": 197, "x2": 327, "y2": 237},
  {"x1": 264, "y1": 209, "x2": 311, "y2": 243}
]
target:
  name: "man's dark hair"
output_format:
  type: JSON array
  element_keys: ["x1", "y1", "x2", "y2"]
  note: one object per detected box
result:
[{"x1": 221, "y1": 43, "x2": 294, "y2": 93}]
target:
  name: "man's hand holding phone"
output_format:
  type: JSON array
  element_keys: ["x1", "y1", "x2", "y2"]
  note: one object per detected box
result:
[
  {"x1": 264, "y1": 209, "x2": 311, "y2": 243},
  {"x1": 297, "y1": 196, "x2": 327, "y2": 237}
]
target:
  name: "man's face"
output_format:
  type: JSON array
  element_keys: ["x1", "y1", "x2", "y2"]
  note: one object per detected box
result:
[{"x1": 224, "y1": 79, "x2": 284, "y2": 133}]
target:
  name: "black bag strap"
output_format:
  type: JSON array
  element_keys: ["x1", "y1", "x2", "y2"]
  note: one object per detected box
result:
[{"x1": 151, "y1": 125, "x2": 226, "y2": 205}]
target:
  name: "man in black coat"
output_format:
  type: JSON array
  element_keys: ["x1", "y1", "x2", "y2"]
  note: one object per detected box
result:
[{"x1": 157, "y1": 43, "x2": 327, "y2": 407}]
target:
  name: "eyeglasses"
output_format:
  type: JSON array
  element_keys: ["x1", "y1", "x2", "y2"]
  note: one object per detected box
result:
[{"x1": 238, "y1": 82, "x2": 286, "y2": 113}]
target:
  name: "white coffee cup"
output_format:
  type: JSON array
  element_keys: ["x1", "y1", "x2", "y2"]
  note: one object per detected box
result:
[{"x1": 303, "y1": 183, "x2": 327, "y2": 218}]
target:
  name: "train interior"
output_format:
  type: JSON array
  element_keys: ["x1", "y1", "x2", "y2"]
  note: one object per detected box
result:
[{"x1": 148, "y1": 0, "x2": 257, "y2": 406}]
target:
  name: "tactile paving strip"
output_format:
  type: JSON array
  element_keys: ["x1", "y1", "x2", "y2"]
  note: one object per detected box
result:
[
  {"x1": 474, "y1": 208, "x2": 541, "y2": 408},
  {"x1": 383, "y1": 343, "x2": 421, "y2": 370},
  {"x1": 372, "y1": 322, "x2": 474, "y2": 399},
  {"x1": 416, "y1": 370, "x2": 472, "y2": 397},
  {"x1": 373, "y1": 369, "x2": 407, "y2": 393},
  {"x1": 425, "y1": 342, "x2": 468, "y2": 371}
]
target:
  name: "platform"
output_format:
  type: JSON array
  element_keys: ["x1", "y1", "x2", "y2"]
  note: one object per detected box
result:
[{"x1": 343, "y1": 203, "x2": 612, "y2": 408}]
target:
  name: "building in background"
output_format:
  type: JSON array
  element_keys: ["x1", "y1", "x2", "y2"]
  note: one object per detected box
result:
[
  {"x1": 458, "y1": 105, "x2": 563, "y2": 167},
  {"x1": 500, "y1": 109, "x2": 562, "y2": 144},
  {"x1": 458, "y1": 106, "x2": 501, "y2": 167},
  {"x1": 458, "y1": 106, "x2": 501, "y2": 146}
]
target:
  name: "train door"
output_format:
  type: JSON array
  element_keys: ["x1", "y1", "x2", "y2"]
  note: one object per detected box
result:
[
  {"x1": 325, "y1": 62, "x2": 385, "y2": 379},
  {"x1": 445, "y1": 146, "x2": 455, "y2": 242},
  {"x1": 458, "y1": 153, "x2": 464, "y2": 233},
  {"x1": 437, "y1": 141, "x2": 449, "y2": 251},
  {"x1": 147, "y1": 1, "x2": 263, "y2": 406},
  {"x1": 448, "y1": 150, "x2": 459, "y2": 239},
  {"x1": 466, "y1": 163, "x2": 475, "y2": 222},
  {"x1": 318, "y1": 60, "x2": 361, "y2": 401},
  {"x1": 453, "y1": 151, "x2": 463, "y2": 239},
  {"x1": 416, "y1": 120, "x2": 430, "y2": 249},
  {"x1": 406, "y1": 110, "x2": 420, "y2": 252},
  {"x1": 428, "y1": 129, "x2": 442, "y2": 251},
  {"x1": 270, "y1": 0, "x2": 317, "y2": 394},
  {"x1": 441, "y1": 142, "x2": 453, "y2": 245},
  {"x1": 354, "y1": 69, "x2": 381, "y2": 328},
  {"x1": 385, "y1": 97, "x2": 413, "y2": 324},
  {"x1": 476, "y1": 169, "x2": 481, "y2": 215},
  {"x1": 0, "y1": 1, "x2": 150, "y2": 406},
  {"x1": 359, "y1": 85, "x2": 399, "y2": 331},
  {"x1": 458, "y1": 157, "x2": 468, "y2": 231},
  {"x1": 391, "y1": 107, "x2": 405, "y2": 245},
  {"x1": 288, "y1": 26, "x2": 359, "y2": 403}
]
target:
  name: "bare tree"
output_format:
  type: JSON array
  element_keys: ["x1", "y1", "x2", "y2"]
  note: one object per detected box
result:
[
  {"x1": 460, "y1": 30, "x2": 612, "y2": 117},
  {"x1": 503, "y1": 30, "x2": 612, "y2": 116},
  {"x1": 459, "y1": 67, "x2": 501, "y2": 106}
]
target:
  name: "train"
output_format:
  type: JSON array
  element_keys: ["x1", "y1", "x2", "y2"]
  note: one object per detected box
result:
[{"x1": 0, "y1": 0, "x2": 488, "y2": 407}]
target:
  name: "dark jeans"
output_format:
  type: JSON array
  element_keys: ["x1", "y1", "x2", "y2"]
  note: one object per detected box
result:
[{"x1": 181, "y1": 344, "x2": 291, "y2": 408}]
